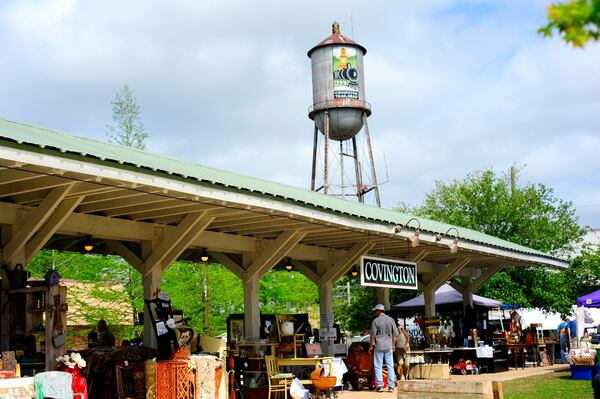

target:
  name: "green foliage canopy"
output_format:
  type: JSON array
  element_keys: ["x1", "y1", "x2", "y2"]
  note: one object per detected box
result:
[
  {"x1": 410, "y1": 168, "x2": 587, "y2": 314},
  {"x1": 539, "y1": 0, "x2": 600, "y2": 47}
]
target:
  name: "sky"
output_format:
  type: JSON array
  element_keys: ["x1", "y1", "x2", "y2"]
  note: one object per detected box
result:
[{"x1": 1, "y1": 0, "x2": 599, "y2": 228}]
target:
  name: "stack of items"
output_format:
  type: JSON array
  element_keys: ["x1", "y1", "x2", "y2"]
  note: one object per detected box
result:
[{"x1": 570, "y1": 337, "x2": 598, "y2": 380}]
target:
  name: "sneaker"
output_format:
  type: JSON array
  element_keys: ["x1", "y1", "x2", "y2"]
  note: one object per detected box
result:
[
  {"x1": 387, "y1": 387, "x2": 395, "y2": 392},
  {"x1": 375, "y1": 386, "x2": 383, "y2": 392}
]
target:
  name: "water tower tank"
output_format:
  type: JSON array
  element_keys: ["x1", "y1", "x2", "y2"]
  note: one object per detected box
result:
[{"x1": 308, "y1": 22, "x2": 371, "y2": 141}]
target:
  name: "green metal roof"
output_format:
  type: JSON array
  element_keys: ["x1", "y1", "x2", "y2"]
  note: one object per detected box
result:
[{"x1": 0, "y1": 118, "x2": 563, "y2": 263}]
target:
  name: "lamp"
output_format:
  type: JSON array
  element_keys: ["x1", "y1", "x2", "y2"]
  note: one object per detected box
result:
[
  {"x1": 200, "y1": 249, "x2": 210, "y2": 263},
  {"x1": 435, "y1": 227, "x2": 460, "y2": 253},
  {"x1": 350, "y1": 266, "x2": 359, "y2": 277},
  {"x1": 83, "y1": 235, "x2": 94, "y2": 252},
  {"x1": 394, "y1": 218, "x2": 421, "y2": 248},
  {"x1": 284, "y1": 258, "x2": 294, "y2": 272}
]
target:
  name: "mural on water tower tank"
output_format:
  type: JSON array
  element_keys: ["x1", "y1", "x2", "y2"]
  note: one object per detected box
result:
[{"x1": 332, "y1": 46, "x2": 359, "y2": 99}]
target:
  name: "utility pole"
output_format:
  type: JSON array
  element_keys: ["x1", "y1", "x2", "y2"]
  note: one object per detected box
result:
[{"x1": 510, "y1": 166, "x2": 516, "y2": 196}]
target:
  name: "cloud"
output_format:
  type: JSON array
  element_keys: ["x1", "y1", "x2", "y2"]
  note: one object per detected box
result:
[{"x1": 0, "y1": 0, "x2": 599, "y2": 227}]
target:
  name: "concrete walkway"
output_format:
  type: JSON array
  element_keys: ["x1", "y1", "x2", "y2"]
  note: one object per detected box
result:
[{"x1": 329, "y1": 364, "x2": 570, "y2": 399}]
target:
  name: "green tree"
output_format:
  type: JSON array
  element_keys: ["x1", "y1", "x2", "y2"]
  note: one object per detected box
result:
[
  {"x1": 408, "y1": 167, "x2": 587, "y2": 314},
  {"x1": 539, "y1": 0, "x2": 600, "y2": 47},
  {"x1": 566, "y1": 243, "x2": 600, "y2": 299},
  {"x1": 107, "y1": 84, "x2": 149, "y2": 149},
  {"x1": 27, "y1": 250, "x2": 142, "y2": 341}
]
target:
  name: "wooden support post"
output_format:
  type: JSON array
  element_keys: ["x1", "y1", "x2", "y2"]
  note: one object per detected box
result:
[
  {"x1": 376, "y1": 287, "x2": 390, "y2": 310},
  {"x1": 319, "y1": 281, "x2": 334, "y2": 356},
  {"x1": 142, "y1": 267, "x2": 162, "y2": 349},
  {"x1": 242, "y1": 252, "x2": 261, "y2": 339},
  {"x1": 46, "y1": 285, "x2": 68, "y2": 371}
]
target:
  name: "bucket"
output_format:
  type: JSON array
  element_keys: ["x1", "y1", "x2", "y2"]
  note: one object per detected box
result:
[{"x1": 281, "y1": 321, "x2": 294, "y2": 335}]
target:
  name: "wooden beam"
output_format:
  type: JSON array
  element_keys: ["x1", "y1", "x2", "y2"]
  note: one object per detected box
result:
[
  {"x1": 244, "y1": 230, "x2": 306, "y2": 282},
  {"x1": 408, "y1": 250, "x2": 429, "y2": 263},
  {"x1": 77, "y1": 195, "x2": 170, "y2": 214},
  {"x1": 159, "y1": 215, "x2": 216, "y2": 272},
  {"x1": 0, "y1": 176, "x2": 75, "y2": 197},
  {"x1": 2, "y1": 184, "x2": 75, "y2": 264},
  {"x1": 79, "y1": 190, "x2": 145, "y2": 205},
  {"x1": 0, "y1": 169, "x2": 42, "y2": 185},
  {"x1": 424, "y1": 258, "x2": 471, "y2": 292},
  {"x1": 320, "y1": 241, "x2": 375, "y2": 284},
  {"x1": 467, "y1": 265, "x2": 504, "y2": 293},
  {"x1": 25, "y1": 196, "x2": 84, "y2": 263},
  {"x1": 292, "y1": 260, "x2": 320, "y2": 285},
  {"x1": 11, "y1": 183, "x2": 115, "y2": 205},
  {"x1": 105, "y1": 240, "x2": 144, "y2": 271},
  {"x1": 210, "y1": 251, "x2": 245, "y2": 279},
  {"x1": 129, "y1": 204, "x2": 214, "y2": 221},
  {"x1": 142, "y1": 212, "x2": 215, "y2": 276}
]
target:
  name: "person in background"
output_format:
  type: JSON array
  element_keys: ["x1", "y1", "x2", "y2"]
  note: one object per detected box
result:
[
  {"x1": 557, "y1": 316, "x2": 571, "y2": 363},
  {"x1": 368, "y1": 304, "x2": 399, "y2": 393},
  {"x1": 87, "y1": 328, "x2": 98, "y2": 348},
  {"x1": 395, "y1": 324, "x2": 411, "y2": 380},
  {"x1": 568, "y1": 317, "x2": 578, "y2": 349},
  {"x1": 311, "y1": 328, "x2": 320, "y2": 344},
  {"x1": 97, "y1": 319, "x2": 116, "y2": 347}
]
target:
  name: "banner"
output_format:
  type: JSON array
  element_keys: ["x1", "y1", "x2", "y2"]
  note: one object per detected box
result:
[
  {"x1": 332, "y1": 46, "x2": 359, "y2": 99},
  {"x1": 360, "y1": 255, "x2": 418, "y2": 290}
]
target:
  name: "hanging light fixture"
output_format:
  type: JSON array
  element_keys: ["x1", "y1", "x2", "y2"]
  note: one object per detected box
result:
[
  {"x1": 394, "y1": 218, "x2": 421, "y2": 248},
  {"x1": 200, "y1": 249, "x2": 210, "y2": 263},
  {"x1": 284, "y1": 258, "x2": 294, "y2": 272},
  {"x1": 449, "y1": 238, "x2": 459, "y2": 254},
  {"x1": 350, "y1": 266, "x2": 359, "y2": 277},
  {"x1": 435, "y1": 227, "x2": 460, "y2": 253},
  {"x1": 83, "y1": 235, "x2": 94, "y2": 252}
]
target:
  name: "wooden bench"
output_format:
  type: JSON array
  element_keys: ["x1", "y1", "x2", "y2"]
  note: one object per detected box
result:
[{"x1": 397, "y1": 380, "x2": 503, "y2": 399}]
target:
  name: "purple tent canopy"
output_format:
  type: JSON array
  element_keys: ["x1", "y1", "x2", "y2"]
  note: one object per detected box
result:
[
  {"x1": 392, "y1": 284, "x2": 502, "y2": 312},
  {"x1": 577, "y1": 289, "x2": 600, "y2": 308}
]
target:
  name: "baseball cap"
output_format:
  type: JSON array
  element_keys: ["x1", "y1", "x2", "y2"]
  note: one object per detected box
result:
[{"x1": 372, "y1": 304, "x2": 386, "y2": 311}]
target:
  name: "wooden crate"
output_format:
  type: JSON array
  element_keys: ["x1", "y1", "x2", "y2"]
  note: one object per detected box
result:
[
  {"x1": 398, "y1": 380, "x2": 501, "y2": 399},
  {"x1": 408, "y1": 363, "x2": 450, "y2": 380}
]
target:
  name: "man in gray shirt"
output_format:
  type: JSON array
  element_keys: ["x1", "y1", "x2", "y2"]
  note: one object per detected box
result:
[{"x1": 368, "y1": 304, "x2": 399, "y2": 392}]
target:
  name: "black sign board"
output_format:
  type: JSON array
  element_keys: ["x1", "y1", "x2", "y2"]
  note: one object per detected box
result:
[{"x1": 360, "y1": 255, "x2": 418, "y2": 290}]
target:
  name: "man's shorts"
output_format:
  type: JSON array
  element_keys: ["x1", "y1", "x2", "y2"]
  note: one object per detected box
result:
[{"x1": 395, "y1": 348, "x2": 410, "y2": 365}]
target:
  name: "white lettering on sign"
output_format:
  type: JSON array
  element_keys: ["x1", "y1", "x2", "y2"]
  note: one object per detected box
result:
[{"x1": 360, "y1": 256, "x2": 418, "y2": 290}]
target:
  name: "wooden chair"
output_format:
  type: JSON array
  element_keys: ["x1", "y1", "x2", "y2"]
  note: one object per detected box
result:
[
  {"x1": 265, "y1": 355, "x2": 294, "y2": 399},
  {"x1": 275, "y1": 315, "x2": 305, "y2": 358}
]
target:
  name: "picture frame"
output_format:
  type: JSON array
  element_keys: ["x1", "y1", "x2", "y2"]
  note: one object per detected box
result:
[{"x1": 227, "y1": 315, "x2": 245, "y2": 344}]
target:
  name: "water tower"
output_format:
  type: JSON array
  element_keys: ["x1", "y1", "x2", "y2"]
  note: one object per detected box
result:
[{"x1": 308, "y1": 21, "x2": 381, "y2": 206}]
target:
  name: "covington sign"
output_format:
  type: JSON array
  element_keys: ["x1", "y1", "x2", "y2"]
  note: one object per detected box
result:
[{"x1": 360, "y1": 256, "x2": 418, "y2": 290}]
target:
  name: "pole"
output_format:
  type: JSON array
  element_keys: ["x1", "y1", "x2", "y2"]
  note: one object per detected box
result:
[
  {"x1": 362, "y1": 113, "x2": 381, "y2": 207},
  {"x1": 323, "y1": 111, "x2": 330, "y2": 195},
  {"x1": 340, "y1": 141, "x2": 345, "y2": 198},
  {"x1": 351, "y1": 136, "x2": 363, "y2": 203},
  {"x1": 311, "y1": 124, "x2": 318, "y2": 191}
]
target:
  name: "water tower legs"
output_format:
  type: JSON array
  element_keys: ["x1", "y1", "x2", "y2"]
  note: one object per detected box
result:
[
  {"x1": 311, "y1": 124, "x2": 318, "y2": 191},
  {"x1": 310, "y1": 110, "x2": 380, "y2": 206},
  {"x1": 362, "y1": 113, "x2": 381, "y2": 207}
]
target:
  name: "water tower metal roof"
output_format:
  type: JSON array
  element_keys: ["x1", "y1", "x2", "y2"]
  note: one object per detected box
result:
[{"x1": 307, "y1": 22, "x2": 367, "y2": 57}]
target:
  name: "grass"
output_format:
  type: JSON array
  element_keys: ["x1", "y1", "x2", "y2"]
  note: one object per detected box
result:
[{"x1": 503, "y1": 370, "x2": 593, "y2": 399}]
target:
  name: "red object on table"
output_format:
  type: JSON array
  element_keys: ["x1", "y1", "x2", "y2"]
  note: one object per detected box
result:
[
  {"x1": 0, "y1": 371, "x2": 15, "y2": 379},
  {"x1": 61, "y1": 366, "x2": 88, "y2": 399}
]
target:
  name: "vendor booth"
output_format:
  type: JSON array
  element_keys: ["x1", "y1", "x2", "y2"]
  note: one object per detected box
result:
[{"x1": 392, "y1": 285, "x2": 551, "y2": 376}]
